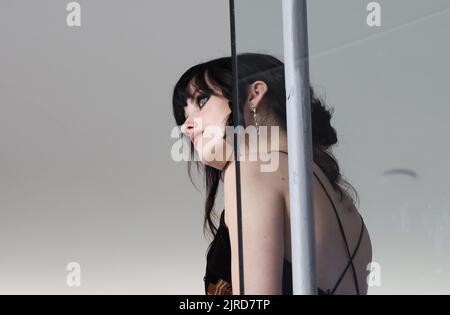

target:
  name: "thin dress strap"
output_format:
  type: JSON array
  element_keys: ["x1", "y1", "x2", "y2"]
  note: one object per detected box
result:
[
  {"x1": 330, "y1": 215, "x2": 365, "y2": 294},
  {"x1": 313, "y1": 171, "x2": 365, "y2": 295}
]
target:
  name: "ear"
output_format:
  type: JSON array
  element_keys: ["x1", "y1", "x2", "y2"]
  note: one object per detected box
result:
[{"x1": 247, "y1": 80, "x2": 268, "y2": 108}]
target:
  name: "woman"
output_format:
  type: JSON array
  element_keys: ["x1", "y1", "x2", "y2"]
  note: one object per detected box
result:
[{"x1": 172, "y1": 53, "x2": 372, "y2": 295}]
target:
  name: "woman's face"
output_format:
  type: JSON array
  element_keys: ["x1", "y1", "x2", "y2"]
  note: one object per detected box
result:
[{"x1": 181, "y1": 82, "x2": 233, "y2": 169}]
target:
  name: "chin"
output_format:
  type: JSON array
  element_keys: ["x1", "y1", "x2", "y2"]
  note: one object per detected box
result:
[
  {"x1": 196, "y1": 146, "x2": 228, "y2": 170},
  {"x1": 202, "y1": 159, "x2": 229, "y2": 170},
  {"x1": 195, "y1": 138, "x2": 233, "y2": 170}
]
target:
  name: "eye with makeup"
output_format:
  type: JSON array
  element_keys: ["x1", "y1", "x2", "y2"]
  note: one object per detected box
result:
[
  {"x1": 196, "y1": 93, "x2": 211, "y2": 109},
  {"x1": 183, "y1": 93, "x2": 211, "y2": 121}
]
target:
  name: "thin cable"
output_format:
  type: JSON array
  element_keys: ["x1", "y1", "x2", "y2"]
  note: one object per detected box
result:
[{"x1": 229, "y1": 0, "x2": 245, "y2": 295}]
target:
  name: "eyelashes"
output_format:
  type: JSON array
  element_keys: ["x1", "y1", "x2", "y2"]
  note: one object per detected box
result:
[
  {"x1": 196, "y1": 93, "x2": 210, "y2": 109},
  {"x1": 183, "y1": 93, "x2": 211, "y2": 121}
]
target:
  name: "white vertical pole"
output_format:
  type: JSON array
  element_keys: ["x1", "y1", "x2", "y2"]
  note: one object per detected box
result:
[{"x1": 282, "y1": 0, "x2": 316, "y2": 294}]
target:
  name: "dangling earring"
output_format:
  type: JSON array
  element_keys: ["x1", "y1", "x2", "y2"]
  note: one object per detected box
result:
[{"x1": 249, "y1": 101, "x2": 259, "y2": 135}]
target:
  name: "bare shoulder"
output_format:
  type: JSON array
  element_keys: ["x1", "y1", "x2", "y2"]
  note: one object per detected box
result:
[
  {"x1": 224, "y1": 153, "x2": 287, "y2": 187},
  {"x1": 222, "y1": 157, "x2": 286, "y2": 294},
  {"x1": 223, "y1": 157, "x2": 285, "y2": 228},
  {"x1": 223, "y1": 158, "x2": 267, "y2": 183}
]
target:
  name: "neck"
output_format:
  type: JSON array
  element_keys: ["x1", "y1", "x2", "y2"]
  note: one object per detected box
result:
[
  {"x1": 217, "y1": 126, "x2": 289, "y2": 171},
  {"x1": 246, "y1": 126, "x2": 288, "y2": 154}
]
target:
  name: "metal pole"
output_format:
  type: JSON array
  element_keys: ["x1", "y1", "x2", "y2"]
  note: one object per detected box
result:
[
  {"x1": 282, "y1": 0, "x2": 316, "y2": 294},
  {"x1": 229, "y1": 0, "x2": 245, "y2": 295}
]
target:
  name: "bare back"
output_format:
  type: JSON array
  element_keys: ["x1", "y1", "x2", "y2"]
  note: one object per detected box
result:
[{"x1": 275, "y1": 155, "x2": 372, "y2": 294}]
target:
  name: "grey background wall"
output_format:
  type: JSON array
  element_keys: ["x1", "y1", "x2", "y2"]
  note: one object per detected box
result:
[{"x1": 0, "y1": 0, "x2": 449, "y2": 294}]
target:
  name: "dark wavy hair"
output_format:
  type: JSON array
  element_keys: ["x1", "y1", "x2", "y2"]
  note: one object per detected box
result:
[{"x1": 172, "y1": 53, "x2": 359, "y2": 241}]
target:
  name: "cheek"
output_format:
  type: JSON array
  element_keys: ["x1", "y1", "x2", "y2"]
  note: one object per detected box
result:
[
  {"x1": 196, "y1": 137, "x2": 230, "y2": 165},
  {"x1": 194, "y1": 105, "x2": 230, "y2": 158},
  {"x1": 203, "y1": 101, "x2": 231, "y2": 128}
]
